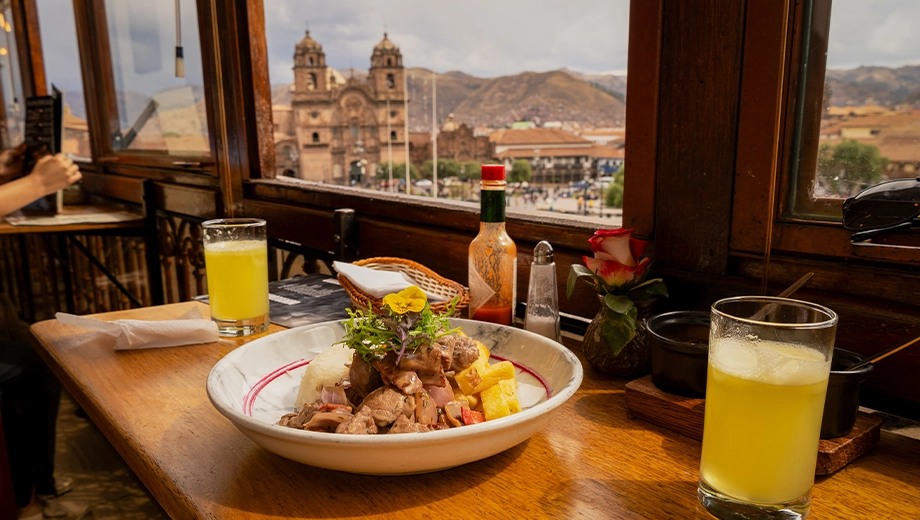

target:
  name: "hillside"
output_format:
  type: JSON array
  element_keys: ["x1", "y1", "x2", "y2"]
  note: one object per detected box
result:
[
  {"x1": 406, "y1": 68, "x2": 624, "y2": 131},
  {"x1": 562, "y1": 68, "x2": 627, "y2": 101},
  {"x1": 450, "y1": 69, "x2": 625, "y2": 129},
  {"x1": 406, "y1": 68, "x2": 488, "y2": 131},
  {"x1": 825, "y1": 65, "x2": 920, "y2": 107},
  {"x1": 270, "y1": 67, "x2": 626, "y2": 132}
]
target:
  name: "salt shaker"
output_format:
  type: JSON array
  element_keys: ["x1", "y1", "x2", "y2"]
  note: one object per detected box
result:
[{"x1": 524, "y1": 241, "x2": 562, "y2": 342}]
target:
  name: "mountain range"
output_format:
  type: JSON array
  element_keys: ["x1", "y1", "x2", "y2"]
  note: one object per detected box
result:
[
  {"x1": 272, "y1": 68, "x2": 627, "y2": 133},
  {"x1": 57, "y1": 66, "x2": 914, "y2": 133},
  {"x1": 824, "y1": 65, "x2": 920, "y2": 107}
]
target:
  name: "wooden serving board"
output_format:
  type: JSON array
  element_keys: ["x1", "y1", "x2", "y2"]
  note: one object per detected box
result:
[{"x1": 624, "y1": 375, "x2": 883, "y2": 475}]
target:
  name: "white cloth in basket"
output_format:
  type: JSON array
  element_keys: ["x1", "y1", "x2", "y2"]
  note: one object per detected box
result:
[{"x1": 333, "y1": 261, "x2": 447, "y2": 302}]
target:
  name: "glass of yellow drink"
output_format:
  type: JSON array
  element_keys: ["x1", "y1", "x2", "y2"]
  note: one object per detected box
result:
[
  {"x1": 202, "y1": 218, "x2": 270, "y2": 336},
  {"x1": 698, "y1": 296, "x2": 837, "y2": 519}
]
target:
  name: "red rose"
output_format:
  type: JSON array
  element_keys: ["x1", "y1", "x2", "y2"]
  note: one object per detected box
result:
[
  {"x1": 567, "y1": 228, "x2": 667, "y2": 357},
  {"x1": 583, "y1": 228, "x2": 651, "y2": 288}
]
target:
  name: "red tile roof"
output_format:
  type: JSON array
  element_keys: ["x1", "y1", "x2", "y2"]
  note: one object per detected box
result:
[
  {"x1": 495, "y1": 144, "x2": 624, "y2": 159},
  {"x1": 489, "y1": 128, "x2": 590, "y2": 145}
]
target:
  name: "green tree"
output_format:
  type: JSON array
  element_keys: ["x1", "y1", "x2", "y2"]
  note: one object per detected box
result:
[
  {"x1": 459, "y1": 161, "x2": 482, "y2": 181},
  {"x1": 817, "y1": 140, "x2": 888, "y2": 197},
  {"x1": 376, "y1": 162, "x2": 420, "y2": 181},
  {"x1": 420, "y1": 159, "x2": 462, "y2": 179},
  {"x1": 509, "y1": 160, "x2": 532, "y2": 183},
  {"x1": 605, "y1": 165, "x2": 625, "y2": 208}
]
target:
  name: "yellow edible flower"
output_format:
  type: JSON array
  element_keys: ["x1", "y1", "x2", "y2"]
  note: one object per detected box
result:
[{"x1": 383, "y1": 286, "x2": 427, "y2": 314}]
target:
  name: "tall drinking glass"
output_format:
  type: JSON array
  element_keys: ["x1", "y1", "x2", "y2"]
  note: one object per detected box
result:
[
  {"x1": 202, "y1": 218, "x2": 269, "y2": 336},
  {"x1": 698, "y1": 296, "x2": 837, "y2": 519}
]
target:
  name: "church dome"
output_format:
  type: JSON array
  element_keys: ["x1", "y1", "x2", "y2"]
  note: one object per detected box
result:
[
  {"x1": 441, "y1": 113, "x2": 460, "y2": 132},
  {"x1": 374, "y1": 32, "x2": 398, "y2": 53},
  {"x1": 296, "y1": 30, "x2": 323, "y2": 52}
]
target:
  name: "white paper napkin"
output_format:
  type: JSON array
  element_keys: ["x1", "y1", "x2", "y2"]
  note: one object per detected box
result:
[
  {"x1": 333, "y1": 261, "x2": 447, "y2": 302},
  {"x1": 55, "y1": 306, "x2": 219, "y2": 350}
]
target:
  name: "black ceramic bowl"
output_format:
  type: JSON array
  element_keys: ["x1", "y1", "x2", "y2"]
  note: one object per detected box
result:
[
  {"x1": 821, "y1": 348, "x2": 875, "y2": 439},
  {"x1": 647, "y1": 311, "x2": 710, "y2": 398}
]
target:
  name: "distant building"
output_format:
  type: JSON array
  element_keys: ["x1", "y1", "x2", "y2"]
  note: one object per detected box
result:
[
  {"x1": 273, "y1": 31, "x2": 408, "y2": 184},
  {"x1": 490, "y1": 128, "x2": 623, "y2": 183},
  {"x1": 408, "y1": 114, "x2": 493, "y2": 166},
  {"x1": 580, "y1": 127, "x2": 625, "y2": 147},
  {"x1": 62, "y1": 106, "x2": 91, "y2": 160},
  {"x1": 819, "y1": 111, "x2": 920, "y2": 177}
]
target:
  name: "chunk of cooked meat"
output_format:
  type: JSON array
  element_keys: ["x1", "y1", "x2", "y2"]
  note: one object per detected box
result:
[
  {"x1": 348, "y1": 352, "x2": 382, "y2": 401},
  {"x1": 414, "y1": 388, "x2": 438, "y2": 426},
  {"x1": 387, "y1": 414, "x2": 431, "y2": 434},
  {"x1": 446, "y1": 335, "x2": 481, "y2": 372},
  {"x1": 399, "y1": 342, "x2": 450, "y2": 373},
  {"x1": 335, "y1": 407, "x2": 379, "y2": 435},
  {"x1": 278, "y1": 402, "x2": 319, "y2": 429},
  {"x1": 302, "y1": 409, "x2": 353, "y2": 431},
  {"x1": 359, "y1": 387, "x2": 416, "y2": 428},
  {"x1": 373, "y1": 353, "x2": 423, "y2": 395},
  {"x1": 418, "y1": 372, "x2": 447, "y2": 387}
]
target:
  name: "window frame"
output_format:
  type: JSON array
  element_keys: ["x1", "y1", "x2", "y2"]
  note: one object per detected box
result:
[
  {"x1": 69, "y1": 0, "x2": 220, "y2": 174},
  {"x1": 238, "y1": 0, "x2": 659, "y2": 230},
  {"x1": 731, "y1": 0, "x2": 920, "y2": 272}
]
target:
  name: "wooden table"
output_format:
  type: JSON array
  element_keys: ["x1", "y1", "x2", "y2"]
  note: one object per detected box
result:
[
  {"x1": 2, "y1": 203, "x2": 163, "y2": 315},
  {"x1": 29, "y1": 302, "x2": 920, "y2": 519},
  {"x1": 0, "y1": 204, "x2": 143, "y2": 235}
]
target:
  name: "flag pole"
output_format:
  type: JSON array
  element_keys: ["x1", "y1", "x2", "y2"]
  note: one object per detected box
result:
[
  {"x1": 404, "y1": 69, "x2": 410, "y2": 194},
  {"x1": 431, "y1": 68, "x2": 437, "y2": 198}
]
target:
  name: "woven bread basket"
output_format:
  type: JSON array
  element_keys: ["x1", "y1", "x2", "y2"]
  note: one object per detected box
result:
[{"x1": 337, "y1": 257, "x2": 470, "y2": 317}]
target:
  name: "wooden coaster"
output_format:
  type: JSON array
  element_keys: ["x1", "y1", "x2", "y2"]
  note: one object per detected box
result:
[{"x1": 624, "y1": 375, "x2": 882, "y2": 475}]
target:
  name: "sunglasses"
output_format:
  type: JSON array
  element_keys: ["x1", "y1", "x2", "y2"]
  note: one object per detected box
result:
[{"x1": 842, "y1": 178, "x2": 920, "y2": 242}]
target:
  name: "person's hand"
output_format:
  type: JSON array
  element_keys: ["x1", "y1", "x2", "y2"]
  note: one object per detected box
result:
[
  {"x1": 29, "y1": 153, "x2": 82, "y2": 196},
  {"x1": 0, "y1": 143, "x2": 26, "y2": 184}
]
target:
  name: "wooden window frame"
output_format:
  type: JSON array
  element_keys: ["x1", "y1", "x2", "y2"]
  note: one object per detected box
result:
[
  {"x1": 68, "y1": 0, "x2": 221, "y2": 175},
  {"x1": 222, "y1": 0, "x2": 661, "y2": 321},
  {"x1": 730, "y1": 0, "x2": 920, "y2": 307}
]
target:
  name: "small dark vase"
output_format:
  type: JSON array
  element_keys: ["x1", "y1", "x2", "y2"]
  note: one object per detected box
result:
[{"x1": 582, "y1": 296, "x2": 656, "y2": 377}]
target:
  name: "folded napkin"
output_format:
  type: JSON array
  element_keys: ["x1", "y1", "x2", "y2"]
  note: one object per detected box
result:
[
  {"x1": 55, "y1": 306, "x2": 219, "y2": 350},
  {"x1": 333, "y1": 261, "x2": 447, "y2": 302}
]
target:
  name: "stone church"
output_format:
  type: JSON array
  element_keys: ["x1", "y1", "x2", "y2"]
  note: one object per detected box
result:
[{"x1": 274, "y1": 31, "x2": 408, "y2": 184}]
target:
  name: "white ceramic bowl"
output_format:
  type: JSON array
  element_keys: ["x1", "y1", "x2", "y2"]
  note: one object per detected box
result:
[{"x1": 207, "y1": 318, "x2": 583, "y2": 475}]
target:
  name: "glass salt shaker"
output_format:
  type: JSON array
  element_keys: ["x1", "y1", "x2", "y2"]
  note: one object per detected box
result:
[{"x1": 524, "y1": 241, "x2": 562, "y2": 342}]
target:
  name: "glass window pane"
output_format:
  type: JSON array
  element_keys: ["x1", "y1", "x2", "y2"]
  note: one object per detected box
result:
[
  {"x1": 263, "y1": 1, "x2": 629, "y2": 226},
  {"x1": 0, "y1": 3, "x2": 24, "y2": 147},
  {"x1": 104, "y1": 0, "x2": 209, "y2": 156},
  {"x1": 35, "y1": 0, "x2": 91, "y2": 160},
  {"x1": 788, "y1": 0, "x2": 920, "y2": 221}
]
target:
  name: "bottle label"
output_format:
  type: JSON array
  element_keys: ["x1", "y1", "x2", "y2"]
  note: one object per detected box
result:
[
  {"x1": 468, "y1": 260, "x2": 496, "y2": 318},
  {"x1": 480, "y1": 189, "x2": 505, "y2": 223}
]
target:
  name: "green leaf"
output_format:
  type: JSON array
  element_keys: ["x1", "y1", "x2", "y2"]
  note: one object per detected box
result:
[
  {"x1": 566, "y1": 264, "x2": 595, "y2": 299},
  {"x1": 605, "y1": 293, "x2": 635, "y2": 314},
  {"x1": 629, "y1": 280, "x2": 668, "y2": 301},
  {"x1": 601, "y1": 305, "x2": 638, "y2": 357}
]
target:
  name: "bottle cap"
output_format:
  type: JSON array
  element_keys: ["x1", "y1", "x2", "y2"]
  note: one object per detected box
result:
[
  {"x1": 481, "y1": 164, "x2": 506, "y2": 181},
  {"x1": 533, "y1": 240, "x2": 553, "y2": 265}
]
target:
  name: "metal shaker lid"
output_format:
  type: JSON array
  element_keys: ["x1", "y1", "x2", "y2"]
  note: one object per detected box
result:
[{"x1": 533, "y1": 240, "x2": 554, "y2": 265}]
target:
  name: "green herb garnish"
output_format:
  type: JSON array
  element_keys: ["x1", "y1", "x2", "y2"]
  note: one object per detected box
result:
[{"x1": 337, "y1": 286, "x2": 460, "y2": 364}]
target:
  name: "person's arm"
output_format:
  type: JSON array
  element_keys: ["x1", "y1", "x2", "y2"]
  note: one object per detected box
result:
[{"x1": 0, "y1": 154, "x2": 82, "y2": 218}]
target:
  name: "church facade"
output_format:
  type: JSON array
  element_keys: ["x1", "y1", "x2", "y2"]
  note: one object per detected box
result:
[{"x1": 275, "y1": 31, "x2": 408, "y2": 184}]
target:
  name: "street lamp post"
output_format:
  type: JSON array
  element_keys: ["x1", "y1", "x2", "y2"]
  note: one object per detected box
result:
[{"x1": 354, "y1": 139, "x2": 365, "y2": 186}]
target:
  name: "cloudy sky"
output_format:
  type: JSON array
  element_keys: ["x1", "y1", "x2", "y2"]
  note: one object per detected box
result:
[{"x1": 26, "y1": 0, "x2": 920, "y2": 96}]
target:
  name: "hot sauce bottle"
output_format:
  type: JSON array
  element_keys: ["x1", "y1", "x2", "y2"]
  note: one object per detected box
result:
[{"x1": 468, "y1": 164, "x2": 517, "y2": 325}]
